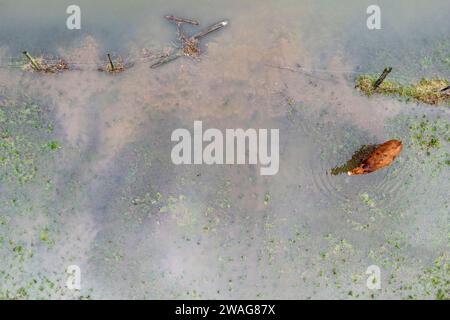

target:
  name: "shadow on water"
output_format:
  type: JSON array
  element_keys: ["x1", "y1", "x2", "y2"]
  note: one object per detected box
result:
[{"x1": 330, "y1": 144, "x2": 378, "y2": 175}]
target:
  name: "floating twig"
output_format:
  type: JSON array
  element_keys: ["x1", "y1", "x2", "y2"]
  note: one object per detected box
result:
[
  {"x1": 165, "y1": 15, "x2": 199, "y2": 26},
  {"x1": 191, "y1": 20, "x2": 228, "y2": 40},
  {"x1": 150, "y1": 51, "x2": 183, "y2": 68}
]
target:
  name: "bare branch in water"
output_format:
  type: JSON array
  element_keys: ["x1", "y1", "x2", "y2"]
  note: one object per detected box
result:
[
  {"x1": 165, "y1": 15, "x2": 199, "y2": 26},
  {"x1": 373, "y1": 67, "x2": 392, "y2": 89}
]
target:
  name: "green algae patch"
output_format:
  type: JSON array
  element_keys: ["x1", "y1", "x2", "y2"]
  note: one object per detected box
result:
[
  {"x1": 47, "y1": 141, "x2": 60, "y2": 151},
  {"x1": 0, "y1": 95, "x2": 59, "y2": 184},
  {"x1": 408, "y1": 116, "x2": 450, "y2": 170},
  {"x1": 356, "y1": 76, "x2": 450, "y2": 106},
  {"x1": 418, "y1": 254, "x2": 450, "y2": 300},
  {"x1": 409, "y1": 117, "x2": 449, "y2": 153}
]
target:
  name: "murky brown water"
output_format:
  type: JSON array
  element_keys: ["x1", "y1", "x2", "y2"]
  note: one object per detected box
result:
[{"x1": 0, "y1": 0, "x2": 449, "y2": 299}]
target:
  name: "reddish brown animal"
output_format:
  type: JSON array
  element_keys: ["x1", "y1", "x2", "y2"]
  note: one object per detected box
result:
[{"x1": 348, "y1": 140, "x2": 403, "y2": 176}]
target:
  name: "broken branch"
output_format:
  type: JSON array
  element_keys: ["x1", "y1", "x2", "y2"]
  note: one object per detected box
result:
[
  {"x1": 150, "y1": 51, "x2": 183, "y2": 68},
  {"x1": 165, "y1": 15, "x2": 199, "y2": 26},
  {"x1": 373, "y1": 67, "x2": 392, "y2": 89},
  {"x1": 22, "y1": 51, "x2": 41, "y2": 71},
  {"x1": 191, "y1": 20, "x2": 228, "y2": 40},
  {"x1": 107, "y1": 54, "x2": 115, "y2": 72}
]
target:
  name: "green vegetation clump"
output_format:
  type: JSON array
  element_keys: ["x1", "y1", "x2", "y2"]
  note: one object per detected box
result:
[
  {"x1": 410, "y1": 120, "x2": 444, "y2": 155},
  {"x1": 356, "y1": 76, "x2": 450, "y2": 106},
  {"x1": 0, "y1": 93, "x2": 75, "y2": 299},
  {"x1": 386, "y1": 114, "x2": 449, "y2": 171},
  {"x1": 408, "y1": 117, "x2": 450, "y2": 168},
  {"x1": 47, "y1": 141, "x2": 60, "y2": 151}
]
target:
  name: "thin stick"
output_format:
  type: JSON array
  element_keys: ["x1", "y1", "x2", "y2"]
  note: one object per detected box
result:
[
  {"x1": 373, "y1": 67, "x2": 392, "y2": 89},
  {"x1": 177, "y1": 24, "x2": 189, "y2": 44},
  {"x1": 22, "y1": 51, "x2": 41, "y2": 71},
  {"x1": 150, "y1": 51, "x2": 183, "y2": 68},
  {"x1": 165, "y1": 15, "x2": 199, "y2": 26},
  {"x1": 107, "y1": 54, "x2": 115, "y2": 71},
  {"x1": 191, "y1": 20, "x2": 228, "y2": 40}
]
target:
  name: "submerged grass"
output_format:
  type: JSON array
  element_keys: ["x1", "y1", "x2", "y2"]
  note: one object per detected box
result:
[
  {"x1": 0, "y1": 94, "x2": 59, "y2": 184},
  {"x1": 409, "y1": 116, "x2": 450, "y2": 171},
  {"x1": 386, "y1": 114, "x2": 449, "y2": 174},
  {"x1": 418, "y1": 254, "x2": 450, "y2": 300},
  {"x1": 0, "y1": 92, "x2": 73, "y2": 299},
  {"x1": 410, "y1": 118, "x2": 447, "y2": 156},
  {"x1": 356, "y1": 76, "x2": 450, "y2": 106}
]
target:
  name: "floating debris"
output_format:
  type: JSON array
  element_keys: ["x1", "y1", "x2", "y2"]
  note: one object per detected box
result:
[
  {"x1": 150, "y1": 51, "x2": 184, "y2": 69},
  {"x1": 181, "y1": 36, "x2": 201, "y2": 58},
  {"x1": 151, "y1": 17, "x2": 228, "y2": 68},
  {"x1": 22, "y1": 51, "x2": 69, "y2": 73},
  {"x1": 165, "y1": 15, "x2": 199, "y2": 25},
  {"x1": 190, "y1": 20, "x2": 229, "y2": 40},
  {"x1": 356, "y1": 74, "x2": 450, "y2": 106},
  {"x1": 347, "y1": 140, "x2": 403, "y2": 176},
  {"x1": 98, "y1": 54, "x2": 132, "y2": 73},
  {"x1": 8, "y1": 20, "x2": 228, "y2": 72}
]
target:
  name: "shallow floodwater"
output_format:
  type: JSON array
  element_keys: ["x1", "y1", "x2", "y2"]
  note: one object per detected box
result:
[{"x1": 0, "y1": 0, "x2": 449, "y2": 299}]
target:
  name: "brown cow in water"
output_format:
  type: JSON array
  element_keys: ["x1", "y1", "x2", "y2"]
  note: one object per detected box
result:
[{"x1": 348, "y1": 140, "x2": 403, "y2": 176}]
